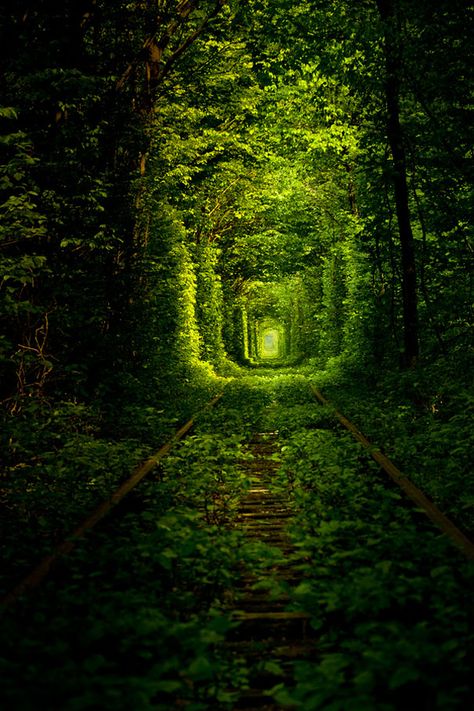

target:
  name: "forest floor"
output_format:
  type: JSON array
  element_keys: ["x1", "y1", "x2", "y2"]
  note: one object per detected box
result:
[{"x1": 1, "y1": 370, "x2": 474, "y2": 709}]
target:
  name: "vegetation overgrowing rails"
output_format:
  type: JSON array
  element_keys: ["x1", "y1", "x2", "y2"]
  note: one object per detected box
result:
[
  {"x1": 1, "y1": 1, "x2": 473, "y2": 708},
  {"x1": 2, "y1": 376, "x2": 474, "y2": 709}
]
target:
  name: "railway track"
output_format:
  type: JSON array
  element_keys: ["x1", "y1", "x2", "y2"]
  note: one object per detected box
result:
[
  {"x1": 2, "y1": 376, "x2": 474, "y2": 709},
  {"x1": 224, "y1": 431, "x2": 314, "y2": 709}
]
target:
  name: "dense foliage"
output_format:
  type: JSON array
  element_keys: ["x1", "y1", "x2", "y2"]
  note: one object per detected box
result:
[
  {"x1": 1, "y1": 0, "x2": 473, "y2": 708},
  {"x1": 1, "y1": 1, "x2": 473, "y2": 400},
  {"x1": 2, "y1": 375, "x2": 474, "y2": 709}
]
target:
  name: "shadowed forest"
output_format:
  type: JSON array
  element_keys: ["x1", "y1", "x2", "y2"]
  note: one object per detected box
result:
[{"x1": 1, "y1": 1, "x2": 474, "y2": 709}]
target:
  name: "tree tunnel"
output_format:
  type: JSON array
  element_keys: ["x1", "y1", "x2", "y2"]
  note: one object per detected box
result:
[
  {"x1": 254, "y1": 320, "x2": 286, "y2": 362},
  {"x1": 2, "y1": 4, "x2": 474, "y2": 705},
  {"x1": 259, "y1": 324, "x2": 283, "y2": 360},
  {"x1": 237, "y1": 279, "x2": 305, "y2": 366}
]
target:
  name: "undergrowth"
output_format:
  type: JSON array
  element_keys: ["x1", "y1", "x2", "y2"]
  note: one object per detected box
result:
[
  {"x1": 313, "y1": 353, "x2": 474, "y2": 535},
  {"x1": 0, "y1": 373, "x2": 274, "y2": 709},
  {"x1": 2, "y1": 370, "x2": 474, "y2": 709},
  {"x1": 264, "y1": 374, "x2": 474, "y2": 710},
  {"x1": 0, "y1": 364, "x2": 223, "y2": 595}
]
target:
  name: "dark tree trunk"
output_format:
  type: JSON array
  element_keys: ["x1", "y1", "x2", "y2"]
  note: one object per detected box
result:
[{"x1": 376, "y1": 0, "x2": 419, "y2": 367}]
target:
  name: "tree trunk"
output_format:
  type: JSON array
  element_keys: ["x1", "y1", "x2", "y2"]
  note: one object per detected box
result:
[{"x1": 376, "y1": 0, "x2": 419, "y2": 367}]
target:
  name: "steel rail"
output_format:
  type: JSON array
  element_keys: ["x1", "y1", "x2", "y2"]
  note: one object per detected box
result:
[
  {"x1": 310, "y1": 385, "x2": 474, "y2": 561},
  {"x1": 1, "y1": 392, "x2": 224, "y2": 608}
]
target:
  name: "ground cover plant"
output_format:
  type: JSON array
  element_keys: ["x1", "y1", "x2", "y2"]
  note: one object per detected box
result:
[
  {"x1": 2, "y1": 373, "x2": 474, "y2": 709},
  {"x1": 263, "y1": 377, "x2": 474, "y2": 709},
  {"x1": 315, "y1": 357, "x2": 474, "y2": 537},
  {"x1": 0, "y1": 376, "x2": 282, "y2": 710},
  {"x1": 0, "y1": 368, "x2": 223, "y2": 597}
]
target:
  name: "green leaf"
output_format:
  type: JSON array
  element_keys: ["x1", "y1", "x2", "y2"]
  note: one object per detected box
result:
[
  {"x1": 155, "y1": 680, "x2": 183, "y2": 694},
  {"x1": 389, "y1": 667, "x2": 421, "y2": 690},
  {"x1": 187, "y1": 655, "x2": 214, "y2": 681}
]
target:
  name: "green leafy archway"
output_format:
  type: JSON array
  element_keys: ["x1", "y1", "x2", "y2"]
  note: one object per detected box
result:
[{"x1": 256, "y1": 321, "x2": 286, "y2": 361}]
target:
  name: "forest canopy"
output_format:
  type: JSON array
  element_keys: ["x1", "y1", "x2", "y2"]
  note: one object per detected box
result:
[{"x1": 2, "y1": 0, "x2": 473, "y2": 408}]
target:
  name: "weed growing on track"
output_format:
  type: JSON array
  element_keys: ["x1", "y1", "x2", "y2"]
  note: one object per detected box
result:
[
  {"x1": 265, "y1": 377, "x2": 474, "y2": 710},
  {"x1": 0, "y1": 375, "x2": 277, "y2": 710},
  {"x1": 2, "y1": 371, "x2": 474, "y2": 709}
]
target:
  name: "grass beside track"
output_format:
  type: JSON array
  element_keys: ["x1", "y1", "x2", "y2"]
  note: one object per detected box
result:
[{"x1": 1, "y1": 372, "x2": 474, "y2": 710}]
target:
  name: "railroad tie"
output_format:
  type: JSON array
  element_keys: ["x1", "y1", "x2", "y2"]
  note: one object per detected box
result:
[{"x1": 224, "y1": 431, "x2": 314, "y2": 710}]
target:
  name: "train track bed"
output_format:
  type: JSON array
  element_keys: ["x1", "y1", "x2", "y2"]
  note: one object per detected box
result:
[
  {"x1": 264, "y1": 377, "x2": 474, "y2": 709},
  {"x1": 1, "y1": 374, "x2": 474, "y2": 709},
  {"x1": 222, "y1": 430, "x2": 314, "y2": 709}
]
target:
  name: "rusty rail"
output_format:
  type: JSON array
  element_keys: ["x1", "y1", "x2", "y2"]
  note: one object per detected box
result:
[
  {"x1": 310, "y1": 385, "x2": 474, "y2": 561},
  {"x1": 1, "y1": 392, "x2": 223, "y2": 608}
]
